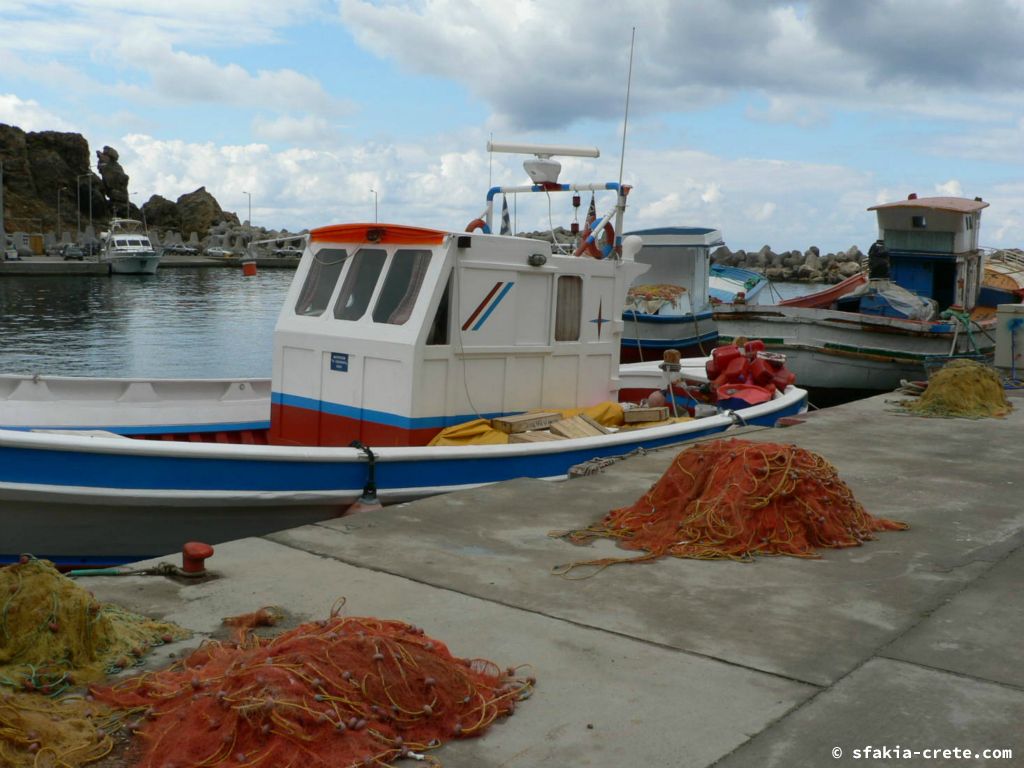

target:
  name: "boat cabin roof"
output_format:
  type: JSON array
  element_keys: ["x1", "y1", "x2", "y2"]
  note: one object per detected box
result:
[
  {"x1": 868, "y1": 197, "x2": 989, "y2": 214},
  {"x1": 624, "y1": 227, "x2": 723, "y2": 248}
]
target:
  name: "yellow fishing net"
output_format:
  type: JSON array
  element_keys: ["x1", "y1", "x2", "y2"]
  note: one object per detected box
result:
[
  {"x1": 0, "y1": 691, "x2": 121, "y2": 768},
  {"x1": 903, "y1": 359, "x2": 1012, "y2": 419},
  {"x1": 0, "y1": 558, "x2": 189, "y2": 693}
]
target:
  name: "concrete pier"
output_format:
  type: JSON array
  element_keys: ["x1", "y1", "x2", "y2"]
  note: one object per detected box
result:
[{"x1": 84, "y1": 392, "x2": 1024, "y2": 766}]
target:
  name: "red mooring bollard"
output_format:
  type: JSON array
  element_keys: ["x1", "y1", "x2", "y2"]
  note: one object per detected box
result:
[{"x1": 181, "y1": 542, "x2": 215, "y2": 574}]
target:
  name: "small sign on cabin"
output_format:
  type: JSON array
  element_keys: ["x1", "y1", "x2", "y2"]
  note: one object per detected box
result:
[{"x1": 330, "y1": 353, "x2": 349, "y2": 372}]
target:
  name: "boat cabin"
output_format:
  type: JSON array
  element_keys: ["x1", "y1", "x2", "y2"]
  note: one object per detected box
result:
[
  {"x1": 865, "y1": 195, "x2": 988, "y2": 312},
  {"x1": 623, "y1": 227, "x2": 720, "y2": 317},
  {"x1": 270, "y1": 223, "x2": 646, "y2": 447}
]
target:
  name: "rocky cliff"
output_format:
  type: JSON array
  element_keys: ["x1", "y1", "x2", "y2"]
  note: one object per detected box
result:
[{"x1": 0, "y1": 122, "x2": 236, "y2": 239}]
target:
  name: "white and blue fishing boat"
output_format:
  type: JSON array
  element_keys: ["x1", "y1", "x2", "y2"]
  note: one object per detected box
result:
[
  {"x1": 0, "y1": 143, "x2": 806, "y2": 566},
  {"x1": 708, "y1": 263, "x2": 770, "y2": 304},
  {"x1": 620, "y1": 227, "x2": 721, "y2": 363}
]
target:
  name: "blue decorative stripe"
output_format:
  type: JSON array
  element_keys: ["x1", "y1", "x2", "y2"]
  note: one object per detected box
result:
[
  {"x1": 473, "y1": 281, "x2": 514, "y2": 330},
  {"x1": 621, "y1": 331, "x2": 719, "y2": 350},
  {"x1": 622, "y1": 310, "x2": 715, "y2": 324}
]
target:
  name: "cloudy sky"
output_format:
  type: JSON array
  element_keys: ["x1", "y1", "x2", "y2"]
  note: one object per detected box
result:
[{"x1": 2, "y1": 0, "x2": 1022, "y2": 252}]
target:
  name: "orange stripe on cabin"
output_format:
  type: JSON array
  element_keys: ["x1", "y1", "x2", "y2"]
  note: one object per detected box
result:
[{"x1": 311, "y1": 223, "x2": 447, "y2": 246}]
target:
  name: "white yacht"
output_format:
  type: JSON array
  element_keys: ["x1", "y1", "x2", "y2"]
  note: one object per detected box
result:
[{"x1": 101, "y1": 219, "x2": 161, "y2": 274}]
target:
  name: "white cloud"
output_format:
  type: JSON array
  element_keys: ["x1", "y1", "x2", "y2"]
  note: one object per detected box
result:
[
  {"x1": 252, "y1": 114, "x2": 341, "y2": 146},
  {"x1": 339, "y1": 0, "x2": 1024, "y2": 129},
  {"x1": 0, "y1": 94, "x2": 76, "y2": 132},
  {"x1": 935, "y1": 179, "x2": 963, "y2": 197},
  {"x1": 750, "y1": 201, "x2": 777, "y2": 223}
]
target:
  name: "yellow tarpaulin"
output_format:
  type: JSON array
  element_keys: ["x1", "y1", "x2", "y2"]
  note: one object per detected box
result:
[{"x1": 427, "y1": 402, "x2": 627, "y2": 447}]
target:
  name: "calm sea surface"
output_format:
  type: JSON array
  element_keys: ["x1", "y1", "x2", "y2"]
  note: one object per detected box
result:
[
  {"x1": 0, "y1": 270, "x2": 823, "y2": 379},
  {"x1": 0, "y1": 269, "x2": 294, "y2": 378}
]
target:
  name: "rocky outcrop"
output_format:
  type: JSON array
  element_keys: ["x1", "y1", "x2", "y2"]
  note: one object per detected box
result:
[
  {"x1": 0, "y1": 125, "x2": 105, "y2": 234},
  {"x1": 141, "y1": 194, "x2": 181, "y2": 231},
  {"x1": 1, "y1": 122, "x2": 240, "y2": 241},
  {"x1": 95, "y1": 145, "x2": 129, "y2": 215},
  {"x1": 178, "y1": 187, "x2": 239, "y2": 238}
]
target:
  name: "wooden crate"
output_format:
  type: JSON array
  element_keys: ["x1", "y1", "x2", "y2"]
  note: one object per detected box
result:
[
  {"x1": 491, "y1": 412, "x2": 562, "y2": 434},
  {"x1": 623, "y1": 406, "x2": 669, "y2": 424},
  {"x1": 509, "y1": 430, "x2": 567, "y2": 444},
  {"x1": 549, "y1": 415, "x2": 608, "y2": 439}
]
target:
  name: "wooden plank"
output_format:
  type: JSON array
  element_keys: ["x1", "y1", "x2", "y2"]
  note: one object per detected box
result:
[
  {"x1": 578, "y1": 413, "x2": 612, "y2": 434},
  {"x1": 623, "y1": 406, "x2": 669, "y2": 424},
  {"x1": 549, "y1": 415, "x2": 606, "y2": 439},
  {"x1": 509, "y1": 430, "x2": 568, "y2": 443},
  {"x1": 491, "y1": 411, "x2": 562, "y2": 434}
]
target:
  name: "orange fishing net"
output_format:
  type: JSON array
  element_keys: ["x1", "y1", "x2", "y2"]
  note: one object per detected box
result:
[
  {"x1": 553, "y1": 438, "x2": 907, "y2": 575},
  {"x1": 91, "y1": 604, "x2": 533, "y2": 768}
]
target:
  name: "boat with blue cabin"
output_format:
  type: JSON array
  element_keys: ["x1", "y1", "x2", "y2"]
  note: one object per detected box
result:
[
  {"x1": 713, "y1": 194, "x2": 995, "y2": 393},
  {"x1": 0, "y1": 143, "x2": 806, "y2": 566}
]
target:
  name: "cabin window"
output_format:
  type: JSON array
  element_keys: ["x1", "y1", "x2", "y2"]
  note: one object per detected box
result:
[
  {"x1": 333, "y1": 248, "x2": 387, "y2": 321},
  {"x1": 912, "y1": 215, "x2": 927, "y2": 228},
  {"x1": 555, "y1": 275, "x2": 582, "y2": 341},
  {"x1": 373, "y1": 249, "x2": 432, "y2": 325},
  {"x1": 115, "y1": 239, "x2": 128, "y2": 246},
  {"x1": 427, "y1": 273, "x2": 452, "y2": 345},
  {"x1": 295, "y1": 247, "x2": 347, "y2": 316},
  {"x1": 965, "y1": 215, "x2": 973, "y2": 230}
]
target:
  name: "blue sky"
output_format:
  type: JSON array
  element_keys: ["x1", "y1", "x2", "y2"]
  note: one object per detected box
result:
[{"x1": 2, "y1": 0, "x2": 1023, "y2": 252}]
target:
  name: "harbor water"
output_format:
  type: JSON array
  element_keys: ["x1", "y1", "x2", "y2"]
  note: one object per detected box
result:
[
  {"x1": 0, "y1": 269, "x2": 294, "y2": 378},
  {"x1": 0, "y1": 270, "x2": 821, "y2": 378}
]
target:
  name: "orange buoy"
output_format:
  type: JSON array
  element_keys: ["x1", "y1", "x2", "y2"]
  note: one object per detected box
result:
[{"x1": 242, "y1": 259, "x2": 257, "y2": 276}]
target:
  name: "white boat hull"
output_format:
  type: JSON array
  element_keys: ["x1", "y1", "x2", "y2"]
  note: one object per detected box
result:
[{"x1": 108, "y1": 254, "x2": 161, "y2": 274}]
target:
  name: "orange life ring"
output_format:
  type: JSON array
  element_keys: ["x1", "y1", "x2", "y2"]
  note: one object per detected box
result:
[
  {"x1": 573, "y1": 221, "x2": 615, "y2": 258},
  {"x1": 465, "y1": 218, "x2": 490, "y2": 234}
]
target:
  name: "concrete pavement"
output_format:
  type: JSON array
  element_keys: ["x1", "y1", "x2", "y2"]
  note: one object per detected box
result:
[{"x1": 85, "y1": 392, "x2": 1024, "y2": 766}]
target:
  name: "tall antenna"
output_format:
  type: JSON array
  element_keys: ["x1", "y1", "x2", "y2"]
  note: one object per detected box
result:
[
  {"x1": 618, "y1": 27, "x2": 636, "y2": 188},
  {"x1": 488, "y1": 131, "x2": 493, "y2": 187}
]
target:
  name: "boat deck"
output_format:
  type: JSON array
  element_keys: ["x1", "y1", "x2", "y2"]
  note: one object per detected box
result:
[{"x1": 84, "y1": 392, "x2": 1024, "y2": 766}]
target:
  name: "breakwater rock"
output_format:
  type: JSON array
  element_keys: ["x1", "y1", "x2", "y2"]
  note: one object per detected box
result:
[{"x1": 712, "y1": 245, "x2": 865, "y2": 283}]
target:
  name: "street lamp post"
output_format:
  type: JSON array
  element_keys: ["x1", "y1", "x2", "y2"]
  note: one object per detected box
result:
[
  {"x1": 75, "y1": 173, "x2": 91, "y2": 240},
  {"x1": 131, "y1": 192, "x2": 147, "y2": 229},
  {"x1": 370, "y1": 188, "x2": 378, "y2": 223},
  {"x1": 56, "y1": 186, "x2": 67, "y2": 242},
  {"x1": 243, "y1": 191, "x2": 252, "y2": 230}
]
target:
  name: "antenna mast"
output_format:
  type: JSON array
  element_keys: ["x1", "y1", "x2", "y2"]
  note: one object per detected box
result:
[{"x1": 618, "y1": 27, "x2": 636, "y2": 188}]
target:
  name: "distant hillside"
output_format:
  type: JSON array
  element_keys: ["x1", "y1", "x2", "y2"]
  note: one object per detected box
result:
[{"x1": 0, "y1": 123, "x2": 238, "y2": 239}]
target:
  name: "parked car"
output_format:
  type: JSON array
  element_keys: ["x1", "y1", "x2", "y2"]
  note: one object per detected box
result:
[
  {"x1": 205, "y1": 247, "x2": 236, "y2": 258},
  {"x1": 60, "y1": 244, "x2": 85, "y2": 261},
  {"x1": 273, "y1": 247, "x2": 303, "y2": 258},
  {"x1": 162, "y1": 244, "x2": 198, "y2": 255}
]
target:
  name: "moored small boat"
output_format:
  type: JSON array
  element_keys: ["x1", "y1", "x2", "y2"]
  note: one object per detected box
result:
[{"x1": 101, "y1": 218, "x2": 161, "y2": 274}]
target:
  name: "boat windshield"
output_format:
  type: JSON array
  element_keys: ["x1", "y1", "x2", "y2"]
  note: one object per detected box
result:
[
  {"x1": 334, "y1": 249, "x2": 387, "y2": 321},
  {"x1": 295, "y1": 248, "x2": 347, "y2": 316}
]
